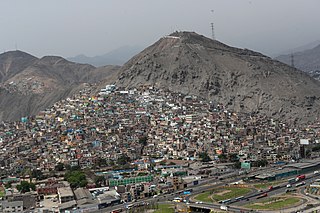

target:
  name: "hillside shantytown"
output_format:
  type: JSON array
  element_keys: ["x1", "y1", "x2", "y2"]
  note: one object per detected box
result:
[{"x1": 1, "y1": 83, "x2": 320, "y2": 212}]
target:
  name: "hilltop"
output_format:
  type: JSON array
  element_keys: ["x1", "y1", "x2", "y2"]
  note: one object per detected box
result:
[
  {"x1": 115, "y1": 31, "x2": 320, "y2": 124},
  {"x1": 0, "y1": 51, "x2": 117, "y2": 121}
]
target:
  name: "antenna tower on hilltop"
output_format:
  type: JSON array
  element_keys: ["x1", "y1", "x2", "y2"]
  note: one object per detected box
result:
[
  {"x1": 211, "y1": 23, "x2": 215, "y2": 40},
  {"x1": 210, "y1": 10, "x2": 215, "y2": 40}
]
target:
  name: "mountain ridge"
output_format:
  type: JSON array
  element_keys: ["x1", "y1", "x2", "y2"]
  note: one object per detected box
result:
[
  {"x1": 0, "y1": 50, "x2": 118, "y2": 121},
  {"x1": 115, "y1": 31, "x2": 320, "y2": 124},
  {"x1": 276, "y1": 44, "x2": 320, "y2": 80},
  {"x1": 68, "y1": 45, "x2": 143, "y2": 67}
]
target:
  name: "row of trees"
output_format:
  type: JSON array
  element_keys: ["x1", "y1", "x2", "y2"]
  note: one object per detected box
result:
[{"x1": 198, "y1": 151, "x2": 269, "y2": 168}]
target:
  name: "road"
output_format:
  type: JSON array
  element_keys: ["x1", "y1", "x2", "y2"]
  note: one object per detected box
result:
[
  {"x1": 98, "y1": 174, "x2": 245, "y2": 212},
  {"x1": 233, "y1": 172, "x2": 320, "y2": 206},
  {"x1": 92, "y1": 171, "x2": 320, "y2": 212}
]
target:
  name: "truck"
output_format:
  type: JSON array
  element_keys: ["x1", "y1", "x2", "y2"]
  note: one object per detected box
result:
[
  {"x1": 285, "y1": 188, "x2": 297, "y2": 193},
  {"x1": 268, "y1": 185, "x2": 280, "y2": 191},
  {"x1": 295, "y1": 181, "x2": 306, "y2": 187},
  {"x1": 220, "y1": 205, "x2": 228, "y2": 211},
  {"x1": 295, "y1": 175, "x2": 306, "y2": 182},
  {"x1": 256, "y1": 193, "x2": 268, "y2": 199}
]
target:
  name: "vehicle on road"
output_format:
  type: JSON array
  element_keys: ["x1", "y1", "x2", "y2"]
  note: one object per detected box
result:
[
  {"x1": 172, "y1": 197, "x2": 183, "y2": 202},
  {"x1": 220, "y1": 199, "x2": 232, "y2": 204},
  {"x1": 268, "y1": 185, "x2": 280, "y2": 191},
  {"x1": 288, "y1": 177, "x2": 296, "y2": 184},
  {"x1": 256, "y1": 193, "x2": 268, "y2": 199},
  {"x1": 295, "y1": 181, "x2": 306, "y2": 187},
  {"x1": 286, "y1": 184, "x2": 292, "y2": 188},
  {"x1": 285, "y1": 188, "x2": 297, "y2": 193},
  {"x1": 112, "y1": 208, "x2": 124, "y2": 213},
  {"x1": 295, "y1": 175, "x2": 306, "y2": 182},
  {"x1": 235, "y1": 196, "x2": 244, "y2": 201},
  {"x1": 220, "y1": 205, "x2": 229, "y2": 211}
]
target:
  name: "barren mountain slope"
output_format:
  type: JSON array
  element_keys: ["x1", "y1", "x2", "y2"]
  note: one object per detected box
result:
[
  {"x1": 115, "y1": 32, "x2": 320, "y2": 124},
  {"x1": 0, "y1": 50, "x2": 37, "y2": 83},
  {"x1": 0, "y1": 51, "x2": 118, "y2": 121}
]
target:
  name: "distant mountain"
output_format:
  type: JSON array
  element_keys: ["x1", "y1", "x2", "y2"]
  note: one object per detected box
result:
[
  {"x1": 276, "y1": 44, "x2": 320, "y2": 80},
  {"x1": 277, "y1": 40, "x2": 320, "y2": 56},
  {"x1": 68, "y1": 45, "x2": 143, "y2": 67},
  {"x1": 0, "y1": 50, "x2": 37, "y2": 83},
  {"x1": 115, "y1": 31, "x2": 320, "y2": 124},
  {"x1": 0, "y1": 51, "x2": 119, "y2": 121}
]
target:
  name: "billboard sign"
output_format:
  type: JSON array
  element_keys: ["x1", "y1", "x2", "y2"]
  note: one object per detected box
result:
[{"x1": 300, "y1": 139, "x2": 309, "y2": 145}]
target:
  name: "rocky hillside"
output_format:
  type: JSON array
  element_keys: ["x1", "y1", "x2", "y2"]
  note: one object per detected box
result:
[
  {"x1": 115, "y1": 31, "x2": 320, "y2": 124},
  {"x1": 0, "y1": 51, "x2": 118, "y2": 121},
  {"x1": 276, "y1": 44, "x2": 320, "y2": 80},
  {"x1": 0, "y1": 51, "x2": 37, "y2": 83}
]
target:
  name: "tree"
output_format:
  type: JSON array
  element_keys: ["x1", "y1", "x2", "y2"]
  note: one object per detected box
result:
[
  {"x1": 139, "y1": 136, "x2": 148, "y2": 146},
  {"x1": 252, "y1": 159, "x2": 268, "y2": 167},
  {"x1": 199, "y1": 152, "x2": 212, "y2": 162},
  {"x1": 160, "y1": 161, "x2": 166, "y2": 166},
  {"x1": 16, "y1": 181, "x2": 36, "y2": 193},
  {"x1": 64, "y1": 170, "x2": 87, "y2": 189},
  {"x1": 218, "y1": 154, "x2": 227, "y2": 162},
  {"x1": 168, "y1": 162, "x2": 176, "y2": 166},
  {"x1": 95, "y1": 158, "x2": 107, "y2": 168},
  {"x1": 94, "y1": 176, "x2": 106, "y2": 187},
  {"x1": 31, "y1": 169, "x2": 44, "y2": 180},
  {"x1": 117, "y1": 154, "x2": 131, "y2": 165},
  {"x1": 233, "y1": 161, "x2": 241, "y2": 169},
  {"x1": 55, "y1": 162, "x2": 65, "y2": 171},
  {"x1": 4, "y1": 182, "x2": 12, "y2": 189},
  {"x1": 228, "y1": 153, "x2": 239, "y2": 162}
]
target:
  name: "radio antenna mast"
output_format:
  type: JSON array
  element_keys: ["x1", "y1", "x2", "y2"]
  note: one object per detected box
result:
[{"x1": 210, "y1": 10, "x2": 215, "y2": 40}]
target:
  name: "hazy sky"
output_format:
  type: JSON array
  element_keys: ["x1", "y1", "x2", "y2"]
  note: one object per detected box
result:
[{"x1": 1, "y1": 0, "x2": 320, "y2": 58}]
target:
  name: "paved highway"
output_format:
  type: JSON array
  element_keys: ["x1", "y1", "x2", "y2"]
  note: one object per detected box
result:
[
  {"x1": 232, "y1": 172, "x2": 320, "y2": 206},
  {"x1": 92, "y1": 171, "x2": 320, "y2": 212}
]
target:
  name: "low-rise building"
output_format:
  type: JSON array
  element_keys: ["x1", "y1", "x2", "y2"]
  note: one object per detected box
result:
[{"x1": 57, "y1": 186, "x2": 74, "y2": 204}]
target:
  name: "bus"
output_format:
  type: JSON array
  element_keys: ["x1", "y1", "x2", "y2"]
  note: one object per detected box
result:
[
  {"x1": 235, "y1": 196, "x2": 244, "y2": 201},
  {"x1": 172, "y1": 197, "x2": 183, "y2": 202},
  {"x1": 221, "y1": 199, "x2": 232, "y2": 204}
]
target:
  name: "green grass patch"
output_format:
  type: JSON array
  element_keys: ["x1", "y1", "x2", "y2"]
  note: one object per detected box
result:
[
  {"x1": 194, "y1": 191, "x2": 213, "y2": 203},
  {"x1": 253, "y1": 180, "x2": 285, "y2": 189},
  {"x1": 154, "y1": 204, "x2": 175, "y2": 213},
  {"x1": 194, "y1": 187, "x2": 252, "y2": 203},
  {"x1": 245, "y1": 197, "x2": 301, "y2": 210},
  {"x1": 212, "y1": 187, "x2": 252, "y2": 201},
  {"x1": 0, "y1": 187, "x2": 5, "y2": 198}
]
